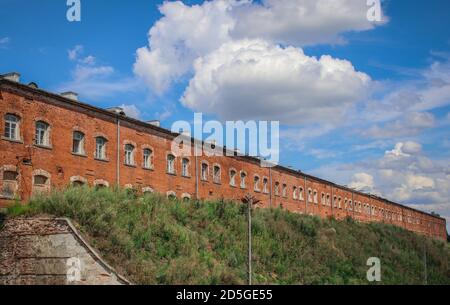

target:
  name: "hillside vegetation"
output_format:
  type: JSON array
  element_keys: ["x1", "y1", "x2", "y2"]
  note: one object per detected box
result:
[{"x1": 4, "y1": 187, "x2": 450, "y2": 285}]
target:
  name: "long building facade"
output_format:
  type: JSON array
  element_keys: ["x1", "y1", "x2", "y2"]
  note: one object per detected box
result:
[{"x1": 0, "y1": 73, "x2": 447, "y2": 240}]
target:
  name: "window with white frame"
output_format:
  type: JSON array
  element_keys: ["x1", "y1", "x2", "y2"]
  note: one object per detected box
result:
[
  {"x1": 124, "y1": 144, "x2": 135, "y2": 165},
  {"x1": 72, "y1": 131, "x2": 85, "y2": 155},
  {"x1": 299, "y1": 187, "x2": 304, "y2": 201},
  {"x1": 308, "y1": 189, "x2": 313, "y2": 202},
  {"x1": 326, "y1": 194, "x2": 331, "y2": 206},
  {"x1": 95, "y1": 137, "x2": 107, "y2": 160},
  {"x1": 229, "y1": 169, "x2": 237, "y2": 186},
  {"x1": 201, "y1": 162, "x2": 209, "y2": 181},
  {"x1": 293, "y1": 186, "x2": 297, "y2": 200},
  {"x1": 263, "y1": 178, "x2": 268, "y2": 194},
  {"x1": 321, "y1": 193, "x2": 326, "y2": 205},
  {"x1": 333, "y1": 196, "x2": 338, "y2": 208},
  {"x1": 349, "y1": 200, "x2": 353, "y2": 211},
  {"x1": 282, "y1": 184, "x2": 287, "y2": 198},
  {"x1": 143, "y1": 148, "x2": 153, "y2": 169},
  {"x1": 274, "y1": 182, "x2": 280, "y2": 196},
  {"x1": 338, "y1": 197, "x2": 342, "y2": 209},
  {"x1": 254, "y1": 175, "x2": 260, "y2": 191},
  {"x1": 213, "y1": 165, "x2": 221, "y2": 183},
  {"x1": 313, "y1": 190, "x2": 318, "y2": 204},
  {"x1": 4, "y1": 114, "x2": 20, "y2": 141},
  {"x1": 1, "y1": 170, "x2": 18, "y2": 199},
  {"x1": 240, "y1": 172, "x2": 247, "y2": 189},
  {"x1": 182, "y1": 158, "x2": 190, "y2": 177},
  {"x1": 167, "y1": 154, "x2": 176, "y2": 174},
  {"x1": 35, "y1": 121, "x2": 50, "y2": 146}
]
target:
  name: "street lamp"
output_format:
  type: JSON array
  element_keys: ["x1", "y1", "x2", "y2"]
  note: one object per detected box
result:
[{"x1": 242, "y1": 194, "x2": 261, "y2": 285}]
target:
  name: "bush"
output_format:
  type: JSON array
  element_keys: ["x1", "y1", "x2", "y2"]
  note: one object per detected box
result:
[{"x1": 4, "y1": 186, "x2": 450, "y2": 285}]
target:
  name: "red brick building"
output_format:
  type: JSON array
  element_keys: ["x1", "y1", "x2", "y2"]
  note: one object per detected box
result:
[{"x1": 0, "y1": 73, "x2": 447, "y2": 240}]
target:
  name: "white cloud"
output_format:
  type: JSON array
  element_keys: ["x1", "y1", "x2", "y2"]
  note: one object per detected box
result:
[
  {"x1": 0, "y1": 37, "x2": 10, "y2": 49},
  {"x1": 385, "y1": 141, "x2": 422, "y2": 157},
  {"x1": 134, "y1": 0, "x2": 384, "y2": 95},
  {"x1": 362, "y1": 112, "x2": 436, "y2": 139},
  {"x1": 119, "y1": 104, "x2": 141, "y2": 119},
  {"x1": 181, "y1": 39, "x2": 370, "y2": 124},
  {"x1": 59, "y1": 45, "x2": 139, "y2": 100},
  {"x1": 231, "y1": 0, "x2": 386, "y2": 46},
  {"x1": 68, "y1": 45, "x2": 84, "y2": 61},
  {"x1": 349, "y1": 172, "x2": 376, "y2": 193}
]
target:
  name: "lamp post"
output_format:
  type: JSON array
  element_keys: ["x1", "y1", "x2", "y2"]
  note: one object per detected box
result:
[{"x1": 242, "y1": 194, "x2": 260, "y2": 286}]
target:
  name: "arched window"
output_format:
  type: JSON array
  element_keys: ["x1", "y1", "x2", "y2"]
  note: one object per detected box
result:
[
  {"x1": 181, "y1": 158, "x2": 190, "y2": 177},
  {"x1": 299, "y1": 187, "x2": 304, "y2": 201},
  {"x1": 167, "y1": 191, "x2": 177, "y2": 200},
  {"x1": 292, "y1": 186, "x2": 297, "y2": 200},
  {"x1": 72, "y1": 131, "x2": 85, "y2": 155},
  {"x1": 167, "y1": 154, "x2": 175, "y2": 174},
  {"x1": 240, "y1": 171, "x2": 247, "y2": 189},
  {"x1": 338, "y1": 197, "x2": 342, "y2": 209},
  {"x1": 95, "y1": 137, "x2": 107, "y2": 160},
  {"x1": 4, "y1": 114, "x2": 20, "y2": 140},
  {"x1": 201, "y1": 162, "x2": 209, "y2": 181},
  {"x1": 213, "y1": 165, "x2": 221, "y2": 184},
  {"x1": 326, "y1": 194, "x2": 331, "y2": 206},
  {"x1": 32, "y1": 170, "x2": 51, "y2": 195},
  {"x1": 263, "y1": 178, "x2": 269, "y2": 194},
  {"x1": 313, "y1": 190, "x2": 318, "y2": 204},
  {"x1": 143, "y1": 148, "x2": 153, "y2": 169},
  {"x1": 254, "y1": 175, "x2": 260, "y2": 192},
  {"x1": 274, "y1": 182, "x2": 280, "y2": 196},
  {"x1": 308, "y1": 189, "x2": 313, "y2": 202},
  {"x1": 142, "y1": 187, "x2": 154, "y2": 195},
  {"x1": 124, "y1": 144, "x2": 135, "y2": 165},
  {"x1": 1, "y1": 167, "x2": 18, "y2": 199},
  {"x1": 70, "y1": 176, "x2": 87, "y2": 187},
  {"x1": 282, "y1": 184, "x2": 287, "y2": 198},
  {"x1": 35, "y1": 121, "x2": 50, "y2": 146},
  {"x1": 348, "y1": 200, "x2": 353, "y2": 211},
  {"x1": 229, "y1": 169, "x2": 237, "y2": 186},
  {"x1": 321, "y1": 193, "x2": 326, "y2": 205},
  {"x1": 94, "y1": 179, "x2": 109, "y2": 189}
]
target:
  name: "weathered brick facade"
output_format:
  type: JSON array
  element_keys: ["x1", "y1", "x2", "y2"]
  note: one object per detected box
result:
[{"x1": 0, "y1": 77, "x2": 447, "y2": 240}]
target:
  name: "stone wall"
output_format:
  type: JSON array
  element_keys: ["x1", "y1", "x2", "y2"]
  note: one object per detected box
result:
[{"x1": 0, "y1": 217, "x2": 130, "y2": 285}]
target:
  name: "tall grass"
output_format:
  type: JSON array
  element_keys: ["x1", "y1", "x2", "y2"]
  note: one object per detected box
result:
[{"x1": 4, "y1": 186, "x2": 450, "y2": 285}]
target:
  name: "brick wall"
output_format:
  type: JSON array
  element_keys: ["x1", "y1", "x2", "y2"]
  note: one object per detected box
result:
[{"x1": 0, "y1": 79, "x2": 447, "y2": 241}]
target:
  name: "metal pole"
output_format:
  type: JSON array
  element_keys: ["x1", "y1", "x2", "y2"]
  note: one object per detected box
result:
[
  {"x1": 248, "y1": 198, "x2": 252, "y2": 285},
  {"x1": 424, "y1": 243, "x2": 428, "y2": 285}
]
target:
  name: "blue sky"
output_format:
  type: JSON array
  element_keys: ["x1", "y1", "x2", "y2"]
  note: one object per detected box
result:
[{"x1": 1, "y1": 0, "x2": 450, "y2": 228}]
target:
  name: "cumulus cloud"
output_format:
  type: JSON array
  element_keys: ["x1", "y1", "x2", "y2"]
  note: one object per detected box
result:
[
  {"x1": 232, "y1": 0, "x2": 385, "y2": 46},
  {"x1": 134, "y1": 0, "x2": 384, "y2": 95},
  {"x1": 0, "y1": 37, "x2": 10, "y2": 49},
  {"x1": 119, "y1": 104, "x2": 141, "y2": 119},
  {"x1": 181, "y1": 39, "x2": 370, "y2": 124},
  {"x1": 312, "y1": 141, "x2": 450, "y2": 229}
]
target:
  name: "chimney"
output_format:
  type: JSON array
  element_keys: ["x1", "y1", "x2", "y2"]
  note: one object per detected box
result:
[
  {"x1": 106, "y1": 107, "x2": 125, "y2": 116},
  {"x1": 61, "y1": 91, "x2": 78, "y2": 101},
  {"x1": 28, "y1": 82, "x2": 39, "y2": 89},
  {"x1": 147, "y1": 120, "x2": 161, "y2": 127},
  {"x1": 1, "y1": 72, "x2": 21, "y2": 83}
]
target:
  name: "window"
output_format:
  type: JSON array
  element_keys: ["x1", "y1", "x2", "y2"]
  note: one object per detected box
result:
[
  {"x1": 72, "y1": 180, "x2": 85, "y2": 187},
  {"x1": 4, "y1": 114, "x2": 20, "y2": 140},
  {"x1": 308, "y1": 189, "x2": 313, "y2": 202},
  {"x1": 229, "y1": 169, "x2": 237, "y2": 186},
  {"x1": 35, "y1": 121, "x2": 50, "y2": 146},
  {"x1": 32, "y1": 170, "x2": 51, "y2": 195},
  {"x1": 1, "y1": 170, "x2": 18, "y2": 199},
  {"x1": 326, "y1": 194, "x2": 331, "y2": 206},
  {"x1": 143, "y1": 148, "x2": 153, "y2": 169},
  {"x1": 213, "y1": 165, "x2": 221, "y2": 184},
  {"x1": 240, "y1": 172, "x2": 247, "y2": 189},
  {"x1": 167, "y1": 154, "x2": 175, "y2": 174},
  {"x1": 321, "y1": 193, "x2": 326, "y2": 206},
  {"x1": 254, "y1": 176, "x2": 260, "y2": 191},
  {"x1": 274, "y1": 182, "x2": 280, "y2": 196},
  {"x1": 313, "y1": 190, "x2": 318, "y2": 204},
  {"x1": 338, "y1": 197, "x2": 342, "y2": 209},
  {"x1": 182, "y1": 158, "x2": 190, "y2": 177},
  {"x1": 72, "y1": 131, "x2": 85, "y2": 154},
  {"x1": 263, "y1": 178, "x2": 269, "y2": 194},
  {"x1": 349, "y1": 200, "x2": 353, "y2": 211},
  {"x1": 293, "y1": 186, "x2": 297, "y2": 200},
  {"x1": 333, "y1": 196, "x2": 338, "y2": 208},
  {"x1": 201, "y1": 162, "x2": 209, "y2": 181},
  {"x1": 299, "y1": 187, "x2": 304, "y2": 201},
  {"x1": 282, "y1": 184, "x2": 287, "y2": 198},
  {"x1": 95, "y1": 137, "x2": 107, "y2": 160},
  {"x1": 124, "y1": 144, "x2": 135, "y2": 165},
  {"x1": 344, "y1": 199, "x2": 348, "y2": 210}
]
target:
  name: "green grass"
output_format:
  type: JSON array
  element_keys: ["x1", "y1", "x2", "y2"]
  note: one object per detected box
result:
[{"x1": 2, "y1": 186, "x2": 450, "y2": 285}]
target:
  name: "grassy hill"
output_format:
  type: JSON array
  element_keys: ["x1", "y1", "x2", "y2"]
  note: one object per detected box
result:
[{"x1": 3, "y1": 187, "x2": 450, "y2": 285}]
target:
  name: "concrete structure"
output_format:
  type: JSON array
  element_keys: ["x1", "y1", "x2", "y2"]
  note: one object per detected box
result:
[
  {"x1": 0, "y1": 75, "x2": 447, "y2": 240},
  {"x1": 0, "y1": 217, "x2": 130, "y2": 285}
]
